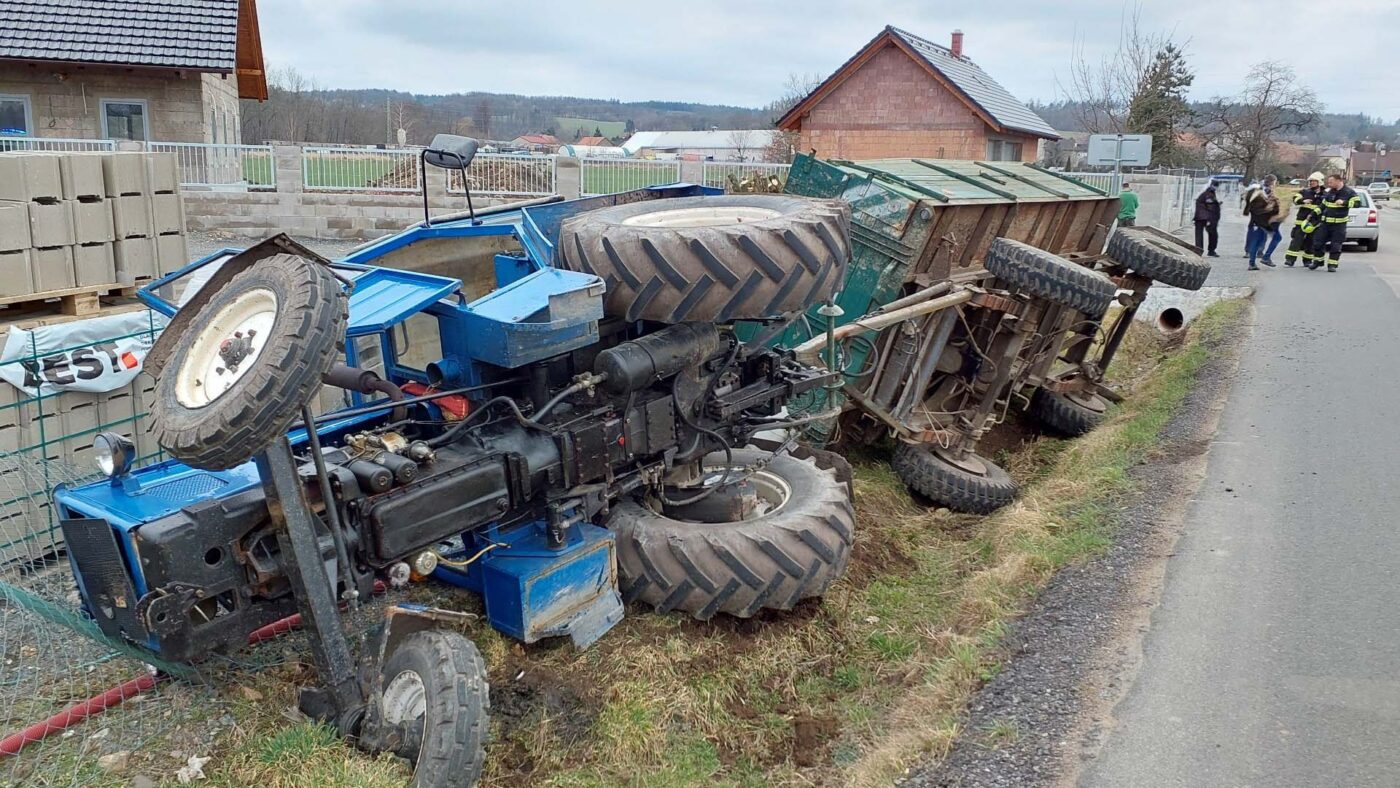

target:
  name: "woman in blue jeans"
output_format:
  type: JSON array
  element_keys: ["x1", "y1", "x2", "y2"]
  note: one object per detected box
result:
[{"x1": 1244, "y1": 176, "x2": 1284, "y2": 269}]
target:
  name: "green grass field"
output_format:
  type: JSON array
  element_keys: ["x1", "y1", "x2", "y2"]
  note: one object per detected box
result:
[{"x1": 581, "y1": 163, "x2": 680, "y2": 195}]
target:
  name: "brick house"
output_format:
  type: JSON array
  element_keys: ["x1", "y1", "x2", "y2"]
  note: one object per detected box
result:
[
  {"x1": 0, "y1": 0, "x2": 267, "y2": 144},
  {"x1": 778, "y1": 26, "x2": 1058, "y2": 162}
]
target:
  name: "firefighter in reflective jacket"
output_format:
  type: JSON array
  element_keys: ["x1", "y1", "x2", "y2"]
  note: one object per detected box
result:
[
  {"x1": 1284, "y1": 171, "x2": 1326, "y2": 268},
  {"x1": 1314, "y1": 173, "x2": 1362, "y2": 272}
]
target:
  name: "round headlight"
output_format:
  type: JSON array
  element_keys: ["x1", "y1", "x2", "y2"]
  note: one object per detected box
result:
[{"x1": 93, "y1": 432, "x2": 135, "y2": 478}]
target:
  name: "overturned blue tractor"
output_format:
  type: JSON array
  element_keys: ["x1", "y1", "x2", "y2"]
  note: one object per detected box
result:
[{"x1": 53, "y1": 137, "x2": 856, "y2": 786}]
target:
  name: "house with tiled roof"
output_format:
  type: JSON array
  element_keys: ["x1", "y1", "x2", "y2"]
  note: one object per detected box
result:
[
  {"x1": 0, "y1": 0, "x2": 266, "y2": 143},
  {"x1": 778, "y1": 26, "x2": 1058, "y2": 163}
]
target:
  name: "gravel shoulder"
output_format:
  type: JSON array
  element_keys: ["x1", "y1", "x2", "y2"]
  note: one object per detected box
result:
[{"x1": 899, "y1": 302, "x2": 1252, "y2": 788}]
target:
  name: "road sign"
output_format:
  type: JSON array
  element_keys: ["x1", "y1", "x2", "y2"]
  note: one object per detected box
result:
[{"x1": 1087, "y1": 134, "x2": 1153, "y2": 167}]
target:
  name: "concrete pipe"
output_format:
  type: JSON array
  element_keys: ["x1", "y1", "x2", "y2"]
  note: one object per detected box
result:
[{"x1": 1156, "y1": 307, "x2": 1185, "y2": 335}]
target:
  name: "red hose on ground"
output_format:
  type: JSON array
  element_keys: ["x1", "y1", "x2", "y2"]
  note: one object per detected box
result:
[
  {"x1": 0, "y1": 579, "x2": 391, "y2": 758},
  {"x1": 0, "y1": 673, "x2": 157, "y2": 757}
]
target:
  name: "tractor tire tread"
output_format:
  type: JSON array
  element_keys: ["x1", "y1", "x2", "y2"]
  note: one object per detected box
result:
[
  {"x1": 558, "y1": 195, "x2": 851, "y2": 323},
  {"x1": 1106, "y1": 227, "x2": 1212, "y2": 290},
  {"x1": 1029, "y1": 387, "x2": 1107, "y2": 437},
  {"x1": 613, "y1": 449, "x2": 854, "y2": 620},
  {"x1": 382, "y1": 630, "x2": 489, "y2": 788},
  {"x1": 984, "y1": 237, "x2": 1118, "y2": 317},
  {"x1": 891, "y1": 443, "x2": 1018, "y2": 515}
]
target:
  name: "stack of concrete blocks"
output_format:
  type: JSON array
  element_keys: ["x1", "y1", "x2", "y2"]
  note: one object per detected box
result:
[
  {"x1": 0, "y1": 153, "x2": 79, "y2": 296},
  {"x1": 150, "y1": 155, "x2": 189, "y2": 277},
  {"x1": 0, "y1": 370, "x2": 158, "y2": 566}
]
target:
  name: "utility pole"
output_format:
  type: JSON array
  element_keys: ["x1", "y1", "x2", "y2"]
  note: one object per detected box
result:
[{"x1": 386, "y1": 97, "x2": 391, "y2": 147}]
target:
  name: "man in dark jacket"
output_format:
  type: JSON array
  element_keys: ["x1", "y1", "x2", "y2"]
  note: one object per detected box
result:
[{"x1": 1193, "y1": 181, "x2": 1222, "y2": 257}]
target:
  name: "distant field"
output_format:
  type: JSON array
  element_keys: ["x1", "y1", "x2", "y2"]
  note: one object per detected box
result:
[{"x1": 581, "y1": 162, "x2": 681, "y2": 195}]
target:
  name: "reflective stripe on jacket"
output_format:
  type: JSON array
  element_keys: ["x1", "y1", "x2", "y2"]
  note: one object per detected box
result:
[{"x1": 1319, "y1": 186, "x2": 1361, "y2": 224}]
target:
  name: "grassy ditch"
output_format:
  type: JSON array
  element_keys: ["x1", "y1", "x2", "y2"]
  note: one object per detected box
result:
[{"x1": 18, "y1": 300, "x2": 1245, "y2": 787}]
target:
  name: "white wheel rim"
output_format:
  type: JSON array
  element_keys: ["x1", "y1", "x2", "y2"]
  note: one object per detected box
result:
[
  {"x1": 668, "y1": 467, "x2": 792, "y2": 521},
  {"x1": 621, "y1": 205, "x2": 781, "y2": 228},
  {"x1": 174, "y1": 288, "x2": 278, "y2": 408},
  {"x1": 382, "y1": 669, "x2": 427, "y2": 726}
]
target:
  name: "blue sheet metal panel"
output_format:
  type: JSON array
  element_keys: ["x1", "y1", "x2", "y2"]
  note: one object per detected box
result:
[
  {"x1": 339, "y1": 222, "x2": 518, "y2": 267},
  {"x1": 517, "y1": 183, "x2": 720, "y2": 264},
  {"x1": 459, "y1": 267, "x2": 605, "y2": 368},
  {"x1": 342, "y1": 266, "x2": 461, "y2": 336}
]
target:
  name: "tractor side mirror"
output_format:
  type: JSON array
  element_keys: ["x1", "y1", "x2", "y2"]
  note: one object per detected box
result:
[
  {"x1": 419, "y1": 134, "x2": 481, "y2": 227},
  {"x1": 423, "y1": 134, "x2": 479, "y2": 169}
]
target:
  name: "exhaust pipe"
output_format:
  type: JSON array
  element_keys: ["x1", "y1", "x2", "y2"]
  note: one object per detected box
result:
[{"x1": 1156, "y1": 307, "x2": 1185, "y2": 335}]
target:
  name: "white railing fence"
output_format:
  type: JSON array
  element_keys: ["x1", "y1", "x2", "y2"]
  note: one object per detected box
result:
[
  {"x1": 302, "y1": 146, "x2": 421, "y2": 193},
  {"x1": 1062, "y1": 172, "x2": 1116, "y2": 194},
  {"x1": 447, "y1": 154, "x2": 557, "y2": 198},
  {"x1": 701, "y1": 162, "x2": 791, "y2": 193},
  {"x1": 0, "y1": 137, "x2": 116, "y2": 153},
  {"x1": 580, "y1": 158, "x2": 682, "y2": 197},
  {"x1": 146, "y1": 142, "x2": 275, "y2": 190}
]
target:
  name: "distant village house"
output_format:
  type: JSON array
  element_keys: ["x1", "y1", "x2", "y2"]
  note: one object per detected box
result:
[
  {"x1": 778, "y1": 26, "x2": 1058, "y2": 162},
  {"x1": 0, "y1": 0, "x2": 267, "y2": 143}
]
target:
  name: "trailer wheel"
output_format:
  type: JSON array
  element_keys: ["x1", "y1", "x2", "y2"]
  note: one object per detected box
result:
[
  {"x1": 891, "y1": 443, "x2": 1017, "y2": 515},
  {"x1": 1029, "y1": 387, "x2": 1108, "y2": 437},
  {"x1": 1106, "y1": 228, "x2": 1212, "y2": 290},
  {"x1": 381, "y1": 630, "x2": 489, "y2": 788},
  {"x1": 984, "y1": 238, "x2": 1118, "y2": 317},
  {"x1": 557, "y1": 195, "x2": 851, "y2": 323},
  {"x1": 612, "y1": 449, "x2": 854, "y2": 620},
  {"x1": 150, "y1": 254, "x2": 346, "y2": 470}
]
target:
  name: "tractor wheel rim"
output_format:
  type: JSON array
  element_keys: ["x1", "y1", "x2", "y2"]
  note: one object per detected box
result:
[
  {"x1": 175, "y1": 288, "x2": 278, "y2": 408},
  {"x1": 621, "y1": 205, "x2": 781, "y2": 228},
  {"x1": 663, "y1": 467, "x2": 792, "y2": 522},
  {"x1": 382, "y1": 669, "x2": 427, "y2": 726}
]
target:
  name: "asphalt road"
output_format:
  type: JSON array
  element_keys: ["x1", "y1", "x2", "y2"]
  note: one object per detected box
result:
[{"x1": 1082, "y1": 213, "x2": 1400, "y2": 786}]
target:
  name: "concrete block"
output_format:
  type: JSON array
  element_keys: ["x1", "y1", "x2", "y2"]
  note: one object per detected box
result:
[
  {"x1": 0, "y1": 153, "x2": 63, "y2": 202},
  {"x1": 58, "y1": 154, "x2": 106, "y2": 200},
  {"x1": 28, "y1": 201, "x2": 74, "y2": 248},
  {"x1": 111, "y1": 194, "x2": 153, "y2": 239},
  {"x1": 155, "y1": 233, "x2": 188, "y2": 276},
  {"x1": 151, "y1": 193, "x2": 184, "y2": 235},
  {"x1": 73, "y1": 242, "x2": 116, "y2": 287},
  {"x1": 30, "y1": 245, "x2": 75, "y2": 292},
  {"x1": 100, "y1": 152, "x2": 149, "y2": 197},
  {"x1": 0, "y1": 201, "x2": 30, "y2": 252},
  {"x1": 71, "y1": 199, "x2": 114, "y2": 244},
  {"x1": 0, "y1": 250, "x2": 34, "y2": 298},
  {"x1": 146, "y1": 152, "x2": 180, "y2": 194},
  {"x1": 113, "y1": 236, "x2": 156, "y2": 281}
]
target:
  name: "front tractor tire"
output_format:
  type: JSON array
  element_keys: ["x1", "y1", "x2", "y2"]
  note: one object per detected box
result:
[
  {"x1": 612, "y1": 449, "x2": 855, "y2": 620},
  {"x1": 150, "y1": 253, "x2": 347, "y2": 470},
  {"x1": 891, "y1": 442, "x2": 1017, "y2": 515},
  {"x1": 557, "y1": 194, "x2": 851, "y2": 323},
  {"x1": 380, "y1": 630, "x2": 490, "y2": 788}
]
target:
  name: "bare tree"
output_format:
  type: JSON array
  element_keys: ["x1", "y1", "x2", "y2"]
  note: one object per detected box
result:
[
  {"x1": 763, "y1": 72, "x2": 823, "y2": 163},
  {"x1": 1200, "y1": 61, "x2": 1323, "y2": 181},
  {"x1": 472, "y1": 99, "x2": 493, "y2": 141},
  {"x1": 727, "y1": 129, "x2": 753, "y2": 162},
  {"x1": 1060, "y1": 5, "x2": 1194, "y2": 163}
]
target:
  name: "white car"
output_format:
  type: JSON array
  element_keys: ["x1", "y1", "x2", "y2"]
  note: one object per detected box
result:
[
  {"x1": 1348, "y1": 190, "x2": 1380, "y2": 252},
  {"x1": 1367, "y1": 181, "x2": 1391, "y2": 201}
]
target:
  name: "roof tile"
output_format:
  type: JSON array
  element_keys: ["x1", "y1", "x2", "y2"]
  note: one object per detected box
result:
[{"x1": 0, "y1": 0, "x2": 239, "y2": 70}]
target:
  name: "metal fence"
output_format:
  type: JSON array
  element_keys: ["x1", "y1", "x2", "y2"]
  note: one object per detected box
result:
[
  {"x1": 146, "y1": 142, "x2": 276, "y2": 190},
  {"x1": 701, "y1": 162, "x2": 791, "y2": 193},
  {"x1": 1062, "y1": 172, "x2": 1116, "y2": 193},
  {"x1": 580, "y1": 157, "x2": 682, "y2": 197},
  {"x1": 448, "y1": 154, "x2": 557, "y2": 198},
  {"x1": 0, "y1": 137, "x2": 116, "y2": 153},
  {"x1": 302, "y1": 146, "x2": 420, "y2": 193}
]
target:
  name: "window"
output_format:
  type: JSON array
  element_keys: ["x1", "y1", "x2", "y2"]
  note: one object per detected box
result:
[
  {"x1": 101, "y1": 99, "x2": 148, "y2": 141},
  {"x1": 0, "y1": 94, "x2": 32, "y2": 136},
  {"x1": 985, "y1": 138, "x2": 1024, "y2": 162}
]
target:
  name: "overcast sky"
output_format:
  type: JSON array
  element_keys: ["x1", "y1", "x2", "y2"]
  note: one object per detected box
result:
[{"x1": 256, "y1": 0, "x2": 1400, "y2": 121}]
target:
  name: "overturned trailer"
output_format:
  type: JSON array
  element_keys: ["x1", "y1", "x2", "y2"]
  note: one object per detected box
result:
[{"x1": 773, "y1": 155, "x2": 1209, "y2": 512}]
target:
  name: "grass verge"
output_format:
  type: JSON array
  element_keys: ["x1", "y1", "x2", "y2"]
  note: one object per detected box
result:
[{"x1": 8, "y1": 300, "x2": 1247, "y2": 787}]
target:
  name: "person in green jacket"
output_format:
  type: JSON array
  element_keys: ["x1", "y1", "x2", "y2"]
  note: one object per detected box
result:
[{"x1": 1118, "y1": 182, "x2": 1139, "y2": 226}]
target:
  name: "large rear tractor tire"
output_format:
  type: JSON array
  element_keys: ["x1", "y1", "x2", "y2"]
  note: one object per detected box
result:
[
  {"x1": 984, "y1": 238, "x2": 1118, "y2": 317},
  {"x1": 1029, "y1": 387, "x2": 1109, "y2": 437},
  {"x1": 557, "y1": 195, "x2": 851, "y2": 323},
  {"x1": 612, "y1": 449, "x2": 855, "y2": 620},
  {"x1": 380, "y1": 630, "x2": 489, "y2": 788},
  {"x1": 891, "y1": 442, "x2": 1017, "y2": 515},
  {"x1": 150, "y1": 253, "x2": 347, "y2": 470},
  {"x1": 1106, "y1": 228, "x2": 1212, "y2": 290}
]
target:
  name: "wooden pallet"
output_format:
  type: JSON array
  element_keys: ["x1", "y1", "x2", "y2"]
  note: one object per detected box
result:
[{"x1": 0, "y1": 282, "x2": 137, "y2": 319}]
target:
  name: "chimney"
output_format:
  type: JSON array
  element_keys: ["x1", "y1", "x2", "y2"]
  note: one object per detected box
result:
[{"x1": 951, "y1": 29, "x2": 964, "y2": 58}]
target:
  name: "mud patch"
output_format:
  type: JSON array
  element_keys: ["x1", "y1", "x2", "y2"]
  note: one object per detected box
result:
[{"x1": 490, "y1": 662, "x2": 597, "y2": 778}]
